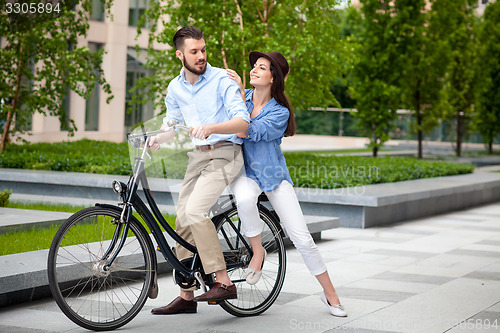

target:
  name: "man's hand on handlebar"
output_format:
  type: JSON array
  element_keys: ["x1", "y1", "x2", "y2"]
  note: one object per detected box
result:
[
  {"x1": 148, "y1": 136, "x2": 162, "y2": 151},
  {"x1": 190, "y1": 124, "x2": 212, "y2": 140},
  {"x1": 147, "y1": 126, "x2": 175, "y2": 151}
]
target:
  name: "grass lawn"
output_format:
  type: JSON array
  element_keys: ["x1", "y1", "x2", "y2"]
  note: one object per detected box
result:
[{"x1": 1, "y1": 201, "x2": 176, "y2": 256}]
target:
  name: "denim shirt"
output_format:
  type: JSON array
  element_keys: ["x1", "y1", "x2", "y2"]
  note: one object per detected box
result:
[
  {"x1": 243, "y1": 89, "x2": 293, "y2": 191},
  {"x1": 163, "y1": 63, "x2": 250, "y2": 146}
]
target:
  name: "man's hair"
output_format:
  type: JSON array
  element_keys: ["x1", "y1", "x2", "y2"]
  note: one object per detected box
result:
[{"x1": 173, "y1": 26, "x2": 204, "y2": 50}]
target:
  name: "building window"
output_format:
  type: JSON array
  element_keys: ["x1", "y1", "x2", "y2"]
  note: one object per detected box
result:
[
  {"x1": 125, "y1": 47, "x2": 153, "y2": 132},
  {"x1": 85, "y1": 43, "x2": 102, "y2": 132},
  {"x1": 17, "y1": 55, "x2": 35, "y2": 131},
  {"x1": 129, "y1": 0, "x2": 148, "y2": 27},
  {"x1": 90, "y1": 0, "x2": 105, "y2": 21}
]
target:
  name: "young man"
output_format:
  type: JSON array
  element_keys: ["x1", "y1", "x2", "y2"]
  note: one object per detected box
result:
[{"x1": 148, "y1": 26, "x2": 249, "y2": 314}]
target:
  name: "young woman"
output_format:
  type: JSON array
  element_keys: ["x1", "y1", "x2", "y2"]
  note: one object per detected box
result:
[{"x1": 227, "y1": 51, "x2": 347, "y2": 317}]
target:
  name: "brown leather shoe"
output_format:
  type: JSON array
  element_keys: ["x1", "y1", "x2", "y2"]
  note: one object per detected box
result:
[
  {"x1": 193, "y1": 283, "x2": 237, "y2": 303},
  {"x1": 151, "y1": 296, "x2": 197, "y2": 315}
]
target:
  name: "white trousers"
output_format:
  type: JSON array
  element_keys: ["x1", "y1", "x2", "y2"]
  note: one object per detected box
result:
[{"x1": 230, "y1": 176, "x2": 327, "y2": 276}]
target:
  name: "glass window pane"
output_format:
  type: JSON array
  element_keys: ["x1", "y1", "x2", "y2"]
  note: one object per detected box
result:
[
  {"x1": 90, "y1": 0, "x2": 105, "y2": 21},
  {"x1": 85, "y1": 43, "x2": 102, "y2": 131},
  {"x1": 129, "y1": 0, "x2": 149, "y2": 27}
]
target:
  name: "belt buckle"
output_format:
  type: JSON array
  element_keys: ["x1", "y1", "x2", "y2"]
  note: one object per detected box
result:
[{"x1": 197, "y1": 144, "x2": 212, "y2": 151}]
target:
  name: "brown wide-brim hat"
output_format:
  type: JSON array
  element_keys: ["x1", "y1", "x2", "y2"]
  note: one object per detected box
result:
[{"x1": 249, "y1": 51, "x2": 289, "y2": 80}]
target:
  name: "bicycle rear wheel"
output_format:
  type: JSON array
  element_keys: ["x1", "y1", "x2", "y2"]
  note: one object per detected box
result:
[
  {"x1": 47, "y1": 206, "x2": 154, "y2": 331},
  {"x1": 213, "y1": 205, "x2": 286, "y2": 316}
]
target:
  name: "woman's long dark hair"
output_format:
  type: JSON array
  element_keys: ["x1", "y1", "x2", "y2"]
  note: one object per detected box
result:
[{"x1": 270, "y1": 63, "x2": 296, "y2": 137}]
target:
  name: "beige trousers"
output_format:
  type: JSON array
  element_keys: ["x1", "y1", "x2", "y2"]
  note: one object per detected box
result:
[{"x1": 175, "y1": 144, "x2": 243, "y2": 277}]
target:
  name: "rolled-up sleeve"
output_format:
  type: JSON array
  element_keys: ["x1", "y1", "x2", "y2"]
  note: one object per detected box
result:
[
  {"x1": 246, "y1": 106, "x2": 289, "y2": 142},
  {"x1": 221, "y1": 78, "x2": 250, "y2": 123},
  {"x1": 163, "y1": 86, "x2": 184, "y2": 126}
]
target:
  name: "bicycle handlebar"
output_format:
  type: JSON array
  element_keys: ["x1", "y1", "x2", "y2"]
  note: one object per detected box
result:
[{"x1": 127, "y1": 122, "x2": 190, "y2": 142}]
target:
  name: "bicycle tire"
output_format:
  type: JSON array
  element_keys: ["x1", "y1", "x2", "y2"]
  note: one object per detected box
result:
[
  {"x1": 213, "y1": 205, "x2": 286, "y2": 317},
  {"x1": 47, "y1": 206, "x2": 154, "y2": 331}
]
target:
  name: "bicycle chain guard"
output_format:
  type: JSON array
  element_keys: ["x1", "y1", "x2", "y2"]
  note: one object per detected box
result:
[{"x1": 173, "y1": 257, "x2": 207, "y2": 289}]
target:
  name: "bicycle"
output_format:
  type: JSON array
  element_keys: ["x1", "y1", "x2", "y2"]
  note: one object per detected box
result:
[{"x1": 47, "y1": 121, "x2": 287, "y2": 331}]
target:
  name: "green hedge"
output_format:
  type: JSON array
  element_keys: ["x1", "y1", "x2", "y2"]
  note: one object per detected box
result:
[
  {"x1": 1, "y1": 139, "x2": 131, "y2": 175},
  {"x1": 0, "y1": 140, "x2": 475, "y2": 189},
  {"x1": 284, "y1": 153, "x2": 474, "y2": 189}
]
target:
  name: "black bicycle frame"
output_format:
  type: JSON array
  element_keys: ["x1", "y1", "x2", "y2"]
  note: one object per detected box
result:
[
  {"x1": 102, "y1": 142, "x2": 253, "y2": 280},
  {"x1": 101, "y1": 158, "x2": 200, "y2": 280}
]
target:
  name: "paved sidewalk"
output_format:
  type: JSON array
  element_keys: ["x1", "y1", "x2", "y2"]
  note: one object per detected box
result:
[{"x1": 1, "y1": 202, "x2": 499, "y2": 332}]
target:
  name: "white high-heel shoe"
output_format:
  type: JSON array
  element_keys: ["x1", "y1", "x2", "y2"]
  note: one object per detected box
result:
[
  {"x1": 321, "y1": 293, "x2": 347, "y2": 317},
  {"x1": 245, "y1": 249, "x2": 267, "y2": 285}
]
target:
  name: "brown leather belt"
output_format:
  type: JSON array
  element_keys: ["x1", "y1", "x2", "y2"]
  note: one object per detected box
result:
[{"x1": 195, "y1": 140, "x2": 237, "y2": 151}]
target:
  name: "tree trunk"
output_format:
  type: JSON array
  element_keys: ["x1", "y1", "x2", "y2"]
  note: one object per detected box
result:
[
  {"x1": 234, "y1": 0, "x2": 246, "y2": 88},
  {"x1": 0, "y1": 108, "x2": 14, "y2": 152},
  {"x1": 416, "y1": 109, "x2": 423, "y2": 159},
  {"x1": 488, "y1": 139, "x2": 493, "y2": 154},
  {"x1": 456, "y1": 113, "x2": 463, "y2": 157},
  {"x1": 1, "y1": 42, "x2": 23, "y2": 152}
]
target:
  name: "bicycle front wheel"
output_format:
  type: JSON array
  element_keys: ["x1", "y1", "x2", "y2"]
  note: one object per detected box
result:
[
  {"x1": 47, "y1": 206, "x2": 154, "y2": 331},
  {"x1": 214, "y1": 205, "x2": 286, "y2": 316}
]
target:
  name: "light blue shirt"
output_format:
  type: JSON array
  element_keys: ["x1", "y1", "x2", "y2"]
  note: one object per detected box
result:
[
  {"x1": 242, "y1": 89, "x2": 293, "y2": 192},
  {"x1": 163, "y1": 63, "x2": 250, "y2": 146}
]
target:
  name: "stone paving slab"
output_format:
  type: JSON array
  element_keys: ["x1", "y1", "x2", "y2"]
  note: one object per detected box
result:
[
  {"x1": 0, "y1": 208, "x2": 71, "y2": 233},
  {"x1": 0, "y1": 202, "x2": 499, "y2": 332}
]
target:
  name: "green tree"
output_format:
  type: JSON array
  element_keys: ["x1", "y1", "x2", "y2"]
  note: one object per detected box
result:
[
  {"x1": 350, "y1": 0, "x2": 400, "y2": 157},
  {"x1": 395, "y1": 0, "x2": 446, "y2": 159},
  {"x1": 331, "y1": 7, "x2": 359, "y2": 110},
  {"x1": 433, "y1": 0, "x2": 477, "y2": 157},
  {"x1": 475, "y1": 1, "x2": 500, "y2": 154},
  {"x1": 0, "y1": 0, "x2": 113, "y2": 152},
  {"x1": 134, "y1": 0, "x2": 346, "y2": 116}
]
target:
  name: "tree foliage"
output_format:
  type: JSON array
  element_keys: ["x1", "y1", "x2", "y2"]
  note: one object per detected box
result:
[
  {"x1": 0, "y1": 0, "x2": 113, "y2": 151},
  {"x1": 474, "y1": 0, "x2": 500, "y2": 154},
  {"x1": 349, "y1": 0, "x2": 401, "y2": 157},
  {"x1": 432, "y1": 0, "x2": 478, "y2": 157},
  {"x1": 133, "y1": 0, "x2": 347, "y2": 117},
  {"x1": 396, "y1": 0, "x2": 446, "y2": 159}
]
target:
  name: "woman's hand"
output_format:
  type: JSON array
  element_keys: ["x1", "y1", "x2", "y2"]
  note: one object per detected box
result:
[
  {"x1": 226, "y1": 69, "x2": 244, "y2": 91},
  {"x1": 227, "y1": 69, "x2": 246, "y2": 101}
]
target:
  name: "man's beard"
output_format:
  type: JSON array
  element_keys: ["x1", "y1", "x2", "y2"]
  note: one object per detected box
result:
[{"x1": 183, "y1": 57, "x2": 207, "y2": 75}]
